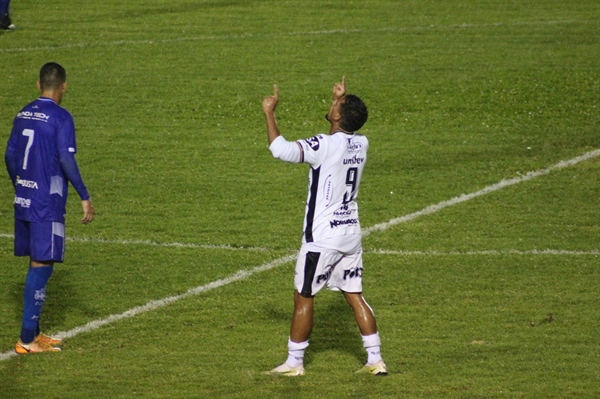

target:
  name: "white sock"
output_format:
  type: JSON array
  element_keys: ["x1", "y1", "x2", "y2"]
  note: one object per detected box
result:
[
  {"x1": 286, "y1": 339, "x2": 309, "y2": 367},
  {"x1": 362, "y1": 333, "x2": 383, "y2": 364}
]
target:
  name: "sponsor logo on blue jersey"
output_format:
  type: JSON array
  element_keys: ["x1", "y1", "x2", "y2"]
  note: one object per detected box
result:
[
  {"x1": 16, "y1": 111, "x2": 51, "y2": 122},
  {"x1": 16, "y1": 177, "x2": 39, "y2": 189},
  {"x1": 14, "y1": 196, "x2": 31, "y2": 208}
]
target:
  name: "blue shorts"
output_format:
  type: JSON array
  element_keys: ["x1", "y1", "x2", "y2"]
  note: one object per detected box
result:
[{"x1": 14, "y1": 219, "x2": 65, "y2": 263}]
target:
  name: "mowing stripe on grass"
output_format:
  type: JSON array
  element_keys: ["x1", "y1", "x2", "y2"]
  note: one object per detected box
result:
[
  {"x1": 0, "y1": 19, "x2": 590, "y2": 54},
  {"x1": 1, "y1": 150, "x2": 599, "y2": 249},
  {"x1": 364, "y1": 149, "x2": 600, "y2": 235},
  {"x1": 0, "y1": 254, "x2": 297, "y2": 361},
  {"x1": 0, "y1": 149, "x2": 598, "y2": 361},
  {"x1": 370, "y1": 249, "x2": 600, "y2": 256}
]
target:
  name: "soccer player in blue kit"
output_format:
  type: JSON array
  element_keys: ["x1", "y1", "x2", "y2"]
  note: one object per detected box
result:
[
  {"x1": 262, "y1": 77, "x2": 387, "y2": 376},
  {"x1": 0, "y1": 0, "x2": 15, "y2": 30},
  {"x1": 4, "y1": 62, "x2": 95, "y2": 354}
]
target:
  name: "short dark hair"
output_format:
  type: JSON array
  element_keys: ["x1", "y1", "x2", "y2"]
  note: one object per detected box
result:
[
  {"x1": 339, "y1": 94, "x2": 368, "y2": 132},
  {"x1": 39, "y1": 62, "x2": 67, "y2": 90}
]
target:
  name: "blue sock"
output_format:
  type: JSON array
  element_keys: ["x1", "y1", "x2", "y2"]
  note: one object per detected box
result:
[
  {"x1": 20, "y1": 265, "x2": 53, "y2": 344},
  {"x1": 0, "y1": 1, "x2": 9, "y2": 16}
]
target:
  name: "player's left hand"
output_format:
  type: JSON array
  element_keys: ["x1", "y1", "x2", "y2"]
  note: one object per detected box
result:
[
  {"x1": 81, "y1": 199, "x2": 95, "y2": 224},
  {"x1": 262, "y1": 84, "x2": 279, "y2": 114}
]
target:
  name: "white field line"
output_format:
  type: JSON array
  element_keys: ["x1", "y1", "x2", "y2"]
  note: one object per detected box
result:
[
  {"x1": 0, "y1": 19, "x2": 590, "y2": 54},
  {"x1": 1, "y1": 234, "x2": 597, "y2": 257},
  {"x1": 66, "y1": 236, "x2": 272, "y2": 251},
  {"x1": 0, "y1": 234, "x2": 270, "y2": 251},
  {"x1": 0, "y1": 149, "x2": 598, "y2": 361}
]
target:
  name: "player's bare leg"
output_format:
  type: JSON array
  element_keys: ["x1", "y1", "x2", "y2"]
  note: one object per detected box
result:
[
  {"x1": 343, "y1": 292, "x2": 388, "y2": 375},
  {"x1": 343, "y1": 292, "x2": 377, "y2": 335},
  {"x1": 266, "y1": 290, "x2": 313, "y2": 376},
  {"x1": 290, "y1": 290, "x2": 314, "y2": 342}
]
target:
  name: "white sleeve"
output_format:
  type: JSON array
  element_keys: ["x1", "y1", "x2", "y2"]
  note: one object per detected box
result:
[{"x1": 269, "y1": 135, "x2": 303, "y2": 163}]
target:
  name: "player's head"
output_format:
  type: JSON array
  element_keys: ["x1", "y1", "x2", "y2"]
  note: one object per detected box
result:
[
  {"x1": 39, "y1": 62, "x2": 67, "y2": 91},
  {"x1": 328, "y1": 94, "x2": 368, "y2": 133},
  {"x1": 339, "y1": 94, "x2": 368, "y2": 132}
]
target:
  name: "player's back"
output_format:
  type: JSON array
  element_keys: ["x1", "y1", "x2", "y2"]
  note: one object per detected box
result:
[
  {"x1": 8, "y1": 98, "x2": 74, "y2": 222},
  {"x1": 301, "y1": 132, "x2": 369, "y2": 243}
]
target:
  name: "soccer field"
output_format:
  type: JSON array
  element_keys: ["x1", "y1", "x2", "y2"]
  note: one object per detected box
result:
[{"x1": 0, "y1": 1, "x2": 598, "y2": 398}]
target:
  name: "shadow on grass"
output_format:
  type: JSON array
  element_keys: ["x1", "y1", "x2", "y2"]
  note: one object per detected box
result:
[
  {"x1": 8, "y1": 267, "x2": 92, "y2": 335},
  {"x1": 263, "y1": 292, "x2": 366, "y2": 366},
  {"x1": 0, "y1": 357, "x2": 33, "y2": 399}
]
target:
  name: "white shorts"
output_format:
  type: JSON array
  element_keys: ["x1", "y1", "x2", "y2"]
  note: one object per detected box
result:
[{"x1": 294, "y1": 235, "x2": 363, "y2": 297}]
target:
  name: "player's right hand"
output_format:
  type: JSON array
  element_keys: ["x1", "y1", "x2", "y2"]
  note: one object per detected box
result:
[
  {"x1": 81, "y1": 199, "x2": 95, "y2": 224},
  {"x1": 332, "y1": 76, "x2": 346, "y2": 100},
  {"x1": 262, "y1": 84, "x2": 279, "y2": 113}
]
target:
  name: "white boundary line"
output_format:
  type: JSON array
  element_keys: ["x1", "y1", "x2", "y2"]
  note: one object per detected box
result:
[
  {"x1": 0, "y1": 19, "x2": 591, "y2": 54},
  {"x1": 1, "y1": 149, "x2": 598, "y2": 361},
  {"x1": 1, "y1": 234, "x2": 597, "y2": 257},
  {"x1": 0, "y1": 234, "x2": 270, "y2": 251}
]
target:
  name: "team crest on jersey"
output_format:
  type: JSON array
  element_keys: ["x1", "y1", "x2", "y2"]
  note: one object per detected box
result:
[
  {"x1": 305, "y1": 136, "x2": 320, "y2": 151},
  {"x1": 347, "y1": 138, "x2": 363, "y2": 152}
]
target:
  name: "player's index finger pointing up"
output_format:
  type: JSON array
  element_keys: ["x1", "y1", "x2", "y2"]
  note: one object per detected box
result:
[{"x1": 273, "y1": 84, "x2": 279, "y2": 100}]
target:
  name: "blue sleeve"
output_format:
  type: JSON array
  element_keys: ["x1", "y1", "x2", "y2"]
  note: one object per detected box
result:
[
  {"x1": 59, "y1": 152, "x2": 90, "y2": 200},
  {"x1": 56, "y1": 113, "x2": 77, "y2": 154},
  {"x1": 4, "y1": 149, "x2": 18, "y2": 186}
]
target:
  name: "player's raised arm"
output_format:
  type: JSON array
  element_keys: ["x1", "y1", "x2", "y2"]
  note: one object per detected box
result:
[{"x1": 263, "y1": 84, "x2": 281, "y2": 145}]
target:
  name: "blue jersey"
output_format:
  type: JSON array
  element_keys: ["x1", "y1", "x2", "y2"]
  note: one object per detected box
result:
[{"x1": 5, "y1": 97, "x2": 78, "y2": 223}]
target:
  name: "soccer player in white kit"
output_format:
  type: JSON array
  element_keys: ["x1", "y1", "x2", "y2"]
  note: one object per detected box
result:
[{"x1": 262, "y1": 77, "x2": 387, "y2": 376}]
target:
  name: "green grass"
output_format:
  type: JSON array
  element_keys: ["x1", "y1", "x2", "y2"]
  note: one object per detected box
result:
[{"x1": 0, "y1": 1, "x2": 598, "y2": 398}]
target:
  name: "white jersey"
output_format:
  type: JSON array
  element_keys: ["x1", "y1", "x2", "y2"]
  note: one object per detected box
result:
[{"x1": 269, "y1": 132, "x2": 368, "y2": 244}]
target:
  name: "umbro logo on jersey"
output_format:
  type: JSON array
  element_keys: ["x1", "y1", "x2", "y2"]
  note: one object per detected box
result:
[{"x1": 305, "y1": 136, "x2": 320, "y2": 151}]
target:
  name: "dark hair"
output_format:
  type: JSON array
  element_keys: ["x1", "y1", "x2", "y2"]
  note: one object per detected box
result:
[
  {"x1": 339, "y1": 94, "x2": 368, "y2": 132},
  {"x1": 39, "y1": 62, "x2": 67, "y2": 90}
]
